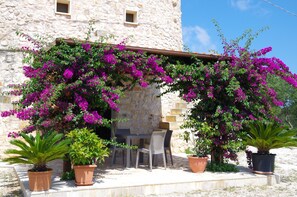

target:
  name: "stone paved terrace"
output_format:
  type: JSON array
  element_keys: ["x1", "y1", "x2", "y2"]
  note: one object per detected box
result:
[{"x1": 5, "y1": 152, "x2": 280, "y2": 197}]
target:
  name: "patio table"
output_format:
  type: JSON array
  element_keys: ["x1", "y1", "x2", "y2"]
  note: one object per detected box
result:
[{"x1": 116, "y1": 133, "x2": 151, "y2": 168}]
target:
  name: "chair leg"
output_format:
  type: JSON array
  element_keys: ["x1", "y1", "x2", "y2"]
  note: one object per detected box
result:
[
  {"x1": 130, "y1": 149, "x2": 133, "y2": 166},
  {"x1": 164, "y1": 149, "x2": 168, "y2": 163},
  {"x1": 162, "y1": 152, "x2": 167, "y2": 169},
  {"x1": 136, "y1": 150, "x2": 139, "y2": 168},
  {"x1": 149, "y1": 152, "x2": 152, "y2": 171},
  {"x1": 122, "y1": 149, "x2": 125, "y2": 166},
  {"x1": 111, "y1": 147, "x2": 116, "y2": 166},
  {"x1": 169, "y1": 148, "x2": 173, "y2": 165}
]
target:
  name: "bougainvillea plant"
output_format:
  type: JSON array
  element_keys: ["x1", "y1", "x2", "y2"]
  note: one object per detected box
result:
[
  {"x1": 161, "y1": 27, "x2": 297, "y2": 164},
  {"x1": 1, "y1": 32, "x2": 172, "y2": 135},
  {"x1": 2, "y1": 25, "x2": 297, "y2": 166}
]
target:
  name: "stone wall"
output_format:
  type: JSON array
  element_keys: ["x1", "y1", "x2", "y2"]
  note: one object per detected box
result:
[
  {"x1": 0, "y1": 0, "x2": 183, "y2": 157},
  {"x1": 117, "y1": 84, "x2": 162, "y2": 134}
]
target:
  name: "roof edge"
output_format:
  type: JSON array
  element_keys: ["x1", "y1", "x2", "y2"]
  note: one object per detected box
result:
[{"x1": 55, "y1": 38, "x2": 220, "y2": 61}]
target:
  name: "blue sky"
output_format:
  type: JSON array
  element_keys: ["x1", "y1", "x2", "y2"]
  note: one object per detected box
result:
[{"x1": 181, "y1": 0, "x2": 297, "y2": 74}]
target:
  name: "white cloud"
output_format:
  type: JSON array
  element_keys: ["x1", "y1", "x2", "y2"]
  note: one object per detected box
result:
[
  {"x1": 182, "y1": 26, "x2": 216, "y2": 53},
  {"x1": 231, "y1": 0, "x2": 252, "y2": 11}
]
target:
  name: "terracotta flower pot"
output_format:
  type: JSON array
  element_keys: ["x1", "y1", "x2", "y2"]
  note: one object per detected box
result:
[
  {"x1": 28, "y1": 169, "x2": 53, "y2": 191},
  {"x1": 73, "y1": 165, "x2": 97, "y2": 186},
  {"x1": 188, "y1": 156, "x2": 208, "y2": 173}
]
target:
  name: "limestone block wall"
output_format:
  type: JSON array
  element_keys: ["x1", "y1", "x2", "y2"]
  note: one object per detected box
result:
[
  {"x1": 117, "y1": 84, "x2": 162, "y2": 134},
  {"x1": 0, "y1": 0, "x2": 183, "y2": 157}
]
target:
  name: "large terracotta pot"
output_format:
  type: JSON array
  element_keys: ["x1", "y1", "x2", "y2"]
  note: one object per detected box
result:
[
  {"x1": 73, "y1": 165, "x2": 97, "y2": 186},
  {"x1": 28, "y1": 169, "x2": 53, "y2": 191},
  {"x1": 188, "y1": 156, "x2": 208, "y2": 173}
]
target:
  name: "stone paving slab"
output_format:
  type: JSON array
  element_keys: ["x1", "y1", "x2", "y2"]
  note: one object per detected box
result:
[{"x1": 8, "y1": 153, "x2": 280, "y2": 197}]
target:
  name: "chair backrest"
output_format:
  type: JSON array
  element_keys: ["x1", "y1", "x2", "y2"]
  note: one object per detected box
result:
[
  {"x1": 115, "y1": 129, "x2": 130, "y2": 143},
  {"x1": 115, "y1": 129, "x2": 130, "y2": 136},
  {"x1": 164, "y1": 130, "x2": 173, "y2": 148},
  {"x1": 149, "y1": 130, "x2": 167, "y2": 154}
]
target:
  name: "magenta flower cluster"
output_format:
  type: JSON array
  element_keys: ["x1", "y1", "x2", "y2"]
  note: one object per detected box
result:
[
  {"x1": 165, "y1": 39, "x2": 297, "y2": 162},
  {"x1": 7, "y1": 131, "x2": 19, "y2": 138},
  {"x1": 63, "y1": 68, "x2": 74, "y2": 79},
  {"x1": 83, "y1": 111, "x2": 102, "y2": 124},
  {"x1": 1, "y1": 33, "x2": 172, "y2": 134}
]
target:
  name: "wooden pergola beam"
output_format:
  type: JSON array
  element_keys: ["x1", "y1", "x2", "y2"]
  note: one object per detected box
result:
[{"x1": 55, "y1": 38, "x2": 220, "y2": 62}]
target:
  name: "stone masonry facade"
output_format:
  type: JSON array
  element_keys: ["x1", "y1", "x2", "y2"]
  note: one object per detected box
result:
[{"x1": 0, "y1": 0, "x2": 184, "y2": 157}]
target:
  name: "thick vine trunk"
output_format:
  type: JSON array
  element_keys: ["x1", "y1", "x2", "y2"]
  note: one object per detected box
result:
[
  {"x1": 211, "y1": 147, "x2": 224, "y2": 164},
  {"x1": 63, "y1": 154, "x2": 72, "y2": 173}
]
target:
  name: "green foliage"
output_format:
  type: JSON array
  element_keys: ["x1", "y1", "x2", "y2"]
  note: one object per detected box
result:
[
  {"x1": 3, "y1": 132, "x2": 70, "y2": 171},
  {"x1": 66, "y1": 128, "x2": 109, "y2": 165},
  {"x1": 104, "y1": 139, "x2": 138, "y2": 150},
  {"x1": 206, "y1": 162, "x2": 239, "y2": 172},
  {"x1": 244, "y1": 121, "x2": 297, "y2": 154},
  {"x1": 182, "y1": 121, "x2": 214, "y2": 157},
  {"x1": 268, "y1": 75, "x2": 297, "y2": 128}
]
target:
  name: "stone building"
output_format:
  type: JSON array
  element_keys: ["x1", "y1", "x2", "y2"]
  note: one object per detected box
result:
[{"x1": 0, "y1": 0, "x2": 191, "y2": 157}]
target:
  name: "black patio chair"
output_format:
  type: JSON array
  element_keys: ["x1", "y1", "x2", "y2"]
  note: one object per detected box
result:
[
  {"x1": 164, "y1": 129, "x2": 174, "y2": 165},
  {"x1": 110, "y1": 128, "x2": 130, "y2": 166}
]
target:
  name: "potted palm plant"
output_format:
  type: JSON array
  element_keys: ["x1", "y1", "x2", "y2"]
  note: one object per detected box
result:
[
  {"x1": 3, "y1": 131, "x2": 70, "y2": 191},
  {"x1": 245, "y1": 121, "x2": 297, "y2": 174},
  {"x1": 66, "y1": 128, "x2": 109, "y2": 186},
  {"x1": 183, "y1": 122, "x2": 212, "y2": 173}
]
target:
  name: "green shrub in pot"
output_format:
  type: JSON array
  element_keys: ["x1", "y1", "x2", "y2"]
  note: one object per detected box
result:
[{"x1": 66, "y1": 128, "x2": 109, "y2": 186}]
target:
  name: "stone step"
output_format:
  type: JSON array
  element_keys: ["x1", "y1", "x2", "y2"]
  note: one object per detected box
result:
[
  {"x1": 159, "y1": 122, "x2": 170, "y2": 130},
  {"x1": 175, "y1": 102, "x2": 188, "y2": 109},
  {"x1": 159, "y1": 121, "x2": 182, "y2": 130},
  {"x1": 170, "y1": 108, "x2": 187, "y2": 115},
  {"x1": 165, "y1": 115, "x2": 184, "y2": 122},
  {"x1": 168, "y1": 122, "x2": 183, "y2": 130}
]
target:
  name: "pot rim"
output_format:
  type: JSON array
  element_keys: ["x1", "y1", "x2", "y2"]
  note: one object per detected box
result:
[
  {"x1": 73, "y1": 164, "x2": 97, "y2": 168},
  {"x1": 187, "y1": 155, "x2": 209, "y2": 159},
  {"x1": 252, "y1": 153, "x2": 276, "y2": 156},
  {"x1": 28, "y1": 168, "x2": 53, "y2": 172}
]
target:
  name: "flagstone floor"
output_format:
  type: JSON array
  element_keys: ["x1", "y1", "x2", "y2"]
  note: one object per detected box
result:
[{"x1": 6, "y1": 151, "x2": 282, "y2": 197}]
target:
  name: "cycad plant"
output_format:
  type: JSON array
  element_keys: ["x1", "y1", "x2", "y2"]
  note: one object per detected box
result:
[
  {"x1": 245, "y1": 121, "x2": 297, "y2": 154},
  {"x1": 3, "y1": 131, "x2": 70, "y2": 171}
]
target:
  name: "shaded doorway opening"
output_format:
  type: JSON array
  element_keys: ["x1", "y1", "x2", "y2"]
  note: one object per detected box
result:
[{"x1": 94, "y1": 109, "x2": 112, "y2": 141}]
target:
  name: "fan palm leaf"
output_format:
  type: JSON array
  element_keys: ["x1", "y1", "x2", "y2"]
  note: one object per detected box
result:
[
  {"x1": 245, "y1": 121, "x2": 297, "y2": 153},
  {"x1": 3, "y1": 131, "x2": 70, "y2": 171}
]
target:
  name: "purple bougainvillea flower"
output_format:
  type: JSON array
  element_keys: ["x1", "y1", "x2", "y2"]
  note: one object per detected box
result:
[
  {"x1": 103, "y1": 54, "x2": 117, "y2": 65},
  {"x1": 23, "y1": 125, "x2": 35, "y2": 133},
  {"x1": 91, "y1": 111, "x2": 102, "y2": 123},
  {"x1": 63, "y1": 68, "x2": 74, "y2": 79},
  {"x1": 235, "y1": 88, "x2": 246, "y2": 101},
  {"x1": 162, "y1": 76, "x2": 173, "y2": 84},
  {"x1": 23, "y1": 66, "x2": 38, "y2": 78},
  {"x1": 64, "y1": 114, "x2": 74, "y2": 122},
  {"x1": 78, "y1": 101, "x2": 88, "y2": 110},
  {"x1": 7, "y1": 131, "x2": 19, "y2": 138},
  {"x1": 75, "y1": 93, "x2": 88, "y2": 110},
  {"x1": 16, "y1": 108, "x2": 36, "y2": 120},
  {"x1": 82, "y1": 43, "x2": 91, "y2": 52},
  {"x1": 116, "y1": 42, "x2": 126, "y2": 51},
  {"x1": 1, "y1": 110, "x2": 17, "y2": 117},
  {"x1": 139, "y1": 81, "x2": 148, "y2": 88},
  {"x1": 41, "y1": 120, "x2": 52, "y2": 128},
  {"x1": 83, "y1": 111, "x2": 102, "y2": 124}
]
